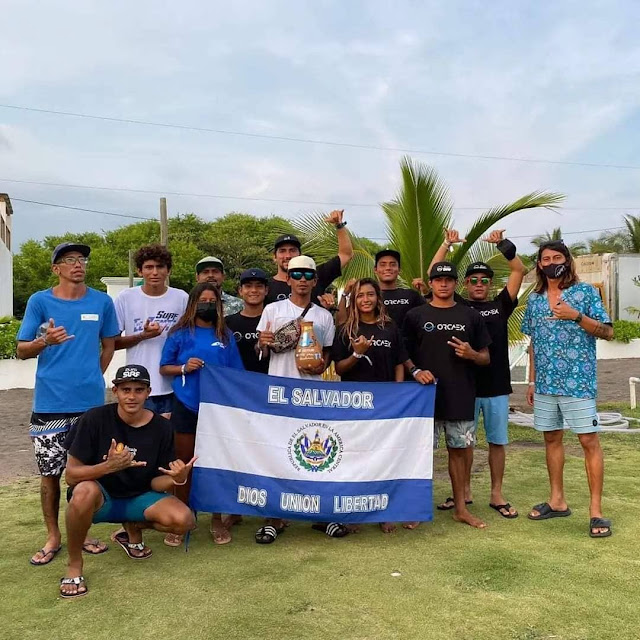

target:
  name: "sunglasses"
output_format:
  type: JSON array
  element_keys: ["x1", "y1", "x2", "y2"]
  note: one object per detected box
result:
[
  {"x1": 469, "y1": 276, "x2": 490, "y2": 285},
  {"x1": 289, "y1": 270, "x2": 316, "y2": 281}
]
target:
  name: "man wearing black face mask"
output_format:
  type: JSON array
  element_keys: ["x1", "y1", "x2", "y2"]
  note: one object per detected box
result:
[{"x1": 521, "y1": 241, "x2": 614, "y2": 539}]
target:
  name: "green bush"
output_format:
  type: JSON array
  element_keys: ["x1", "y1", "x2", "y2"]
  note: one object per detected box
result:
[
  {"x1": 613, "y1": 320, "x2": 640, "y2": 344},
  {"x1": 0, "y1": 317, "x2": 20, "y2": 359}
]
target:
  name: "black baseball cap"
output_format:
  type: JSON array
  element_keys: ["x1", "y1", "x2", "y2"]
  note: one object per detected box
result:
[
  {"x1": 112, "y1": 365, "x2": 151, "y2": 386},
  {"x1": 273, "y1": 234, "x2": 301, "y2": 252},
  {"x1": 239, "y1": 268, "x2": 268, "y2": 285},
  {"x1": 464, "y1": 261, "x2": 494, "y2": 279},
  {"x1": 51, "y1": 242, "x2": 90, "y2": 264},
  {"x1": 374, "y1": 249, "x2": 401, "y2": 266},
  {"x1": 429, "y1": 261, "x2": 458, "y2": 280}
]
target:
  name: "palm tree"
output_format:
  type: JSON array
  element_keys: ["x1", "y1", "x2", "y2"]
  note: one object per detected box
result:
[
  {"x1": 292, "y1": 156, "x2": 564, "y2": 340},
  {"x1": 623, "y1": 215, "x2": 640, "y2": 253},
  {"x1": 530, "y1": 227, "x2": 587, "y2": 256}
]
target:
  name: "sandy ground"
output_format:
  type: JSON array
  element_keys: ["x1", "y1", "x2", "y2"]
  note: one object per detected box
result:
[{"x1": 0, "y1": 359, "x2": 637, "y2": 486}]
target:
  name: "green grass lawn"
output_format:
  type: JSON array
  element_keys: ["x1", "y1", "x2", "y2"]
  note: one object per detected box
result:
[{"x1": 2, "y1": 421, "x2": 639, "y2": 640}]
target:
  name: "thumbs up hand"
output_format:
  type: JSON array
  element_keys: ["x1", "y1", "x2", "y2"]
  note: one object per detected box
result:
[{"x1": 44, "y1": 318, "x2": 75, "y2": 346}]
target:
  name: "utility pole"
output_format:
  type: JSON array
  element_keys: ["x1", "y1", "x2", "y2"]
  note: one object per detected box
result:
[{"x1": 160, "y1": 197, "x2": 168, "y2": 247}]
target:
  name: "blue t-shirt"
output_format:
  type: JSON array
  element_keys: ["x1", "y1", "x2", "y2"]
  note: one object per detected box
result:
[
  {"x1": 521, "y1": 282, "x2": 611, "y2": 399},
  {"x1": 160, "y1": 326, "x2": 245, "y2": 412},
  {"x1": 17, "y1": 288, "x2": 120, "y2": 413}
]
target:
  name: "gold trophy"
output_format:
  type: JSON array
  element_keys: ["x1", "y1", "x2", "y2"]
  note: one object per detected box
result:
[{"x1": 295, "y1": 321, "x2": 323, "y2": 373}]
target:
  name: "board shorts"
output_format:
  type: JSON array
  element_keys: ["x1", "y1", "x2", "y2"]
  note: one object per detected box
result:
[
  {"x1": 435, "y1": 419, "x2": 477, "y2": 449},
  {"x1": 30, "y1": 413, "x2": 83, "y2": 476},
  {"x1": 533, "y1": 393, "x2": 600, "y2": 434},
  {"x1": 67, "y1": 484, "x2": 169, "y2": 524},
  {"x1": 475, "y1": 395, "x2": 510, "y2": 445},
  {"x1": 144, "y1": 393, "x2": 174, "y2": 415}
]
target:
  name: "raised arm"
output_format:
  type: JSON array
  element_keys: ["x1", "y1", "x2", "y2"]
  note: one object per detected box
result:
[
  {"x1": 326, "y1": 209, "x2": 353, "y2": 267},
  {"x1": 484, "y1": 230, "x2": 526, "y2": 301},
  {"x1": 427, "y1": 229, "x2": 466, "y2": 276}
]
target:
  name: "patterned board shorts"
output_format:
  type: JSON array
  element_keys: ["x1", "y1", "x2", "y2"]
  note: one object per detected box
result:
[
  {"x1": 434, "y1": 419, "x2": 477, "y2": 449},
  {"x1": 30, "y1": 413, "x2": 83, "y2": 476}
]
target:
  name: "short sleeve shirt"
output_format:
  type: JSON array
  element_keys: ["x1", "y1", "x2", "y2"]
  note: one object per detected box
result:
[
  {"x1": 17, "y1": 288, "x2": 120, "y2": 413},
  {"x1": 521, "y1": 282, "x2": 611, "y2": 399}
]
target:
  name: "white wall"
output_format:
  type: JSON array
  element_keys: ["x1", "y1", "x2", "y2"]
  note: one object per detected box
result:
[{"x1": 0, "y1": 199, "x2": 12, "y2": 318}]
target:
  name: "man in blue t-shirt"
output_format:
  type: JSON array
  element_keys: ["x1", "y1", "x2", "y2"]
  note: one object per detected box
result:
[
  {"x1": 17, "y1": 242, "x2": 120, "y2": 565},
  {"x1": 521, "y1": 240, "x2": 614, "y2": 538}
]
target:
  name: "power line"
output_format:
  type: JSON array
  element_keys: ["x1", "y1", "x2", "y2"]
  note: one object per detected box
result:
[
  {"x1": 11, "y1": 198, "x2": 154, "y2": 221},
  {"x1": 2, "y1": 103, "x2": 640, "y2": 171},
  {"x1": 2, "y1": 177, "x2": 640, "y2": 212}
]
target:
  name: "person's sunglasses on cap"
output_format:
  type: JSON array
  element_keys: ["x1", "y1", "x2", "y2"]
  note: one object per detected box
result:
[{"x1": 289, "y1": 269, "x2": 316, "y2": 281}]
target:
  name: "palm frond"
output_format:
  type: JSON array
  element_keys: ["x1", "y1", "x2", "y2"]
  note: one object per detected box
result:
[
  {"x1": 508, "y1": 284, "x2": 533, "y2": 344},
  {"x1": 382, "y1": 156, "x2": 453, "y2": 282}
]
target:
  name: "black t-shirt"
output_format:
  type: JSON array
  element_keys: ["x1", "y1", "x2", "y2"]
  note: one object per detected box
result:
[
  {"x1": 402, "y1": 303, "x2": 491, "y2": 421},
  {"x1": 331, "y1": 320, "x2": 408, "y2": 383},
  {"x1": 381, "y1": 288, "x2": 425, "y2": 328},
  {"x1": 464, "y1": 288, "x2": 517, "y2": 398},
  {"x1": 226, "y1": 312, "x2": 269, "y2": 374},
  {"x1": 69, "y1": 403, "x2": 175, "y2": 499},
  {"x1": 265, "y1": 256, "x2": 342, "y2": 305}
]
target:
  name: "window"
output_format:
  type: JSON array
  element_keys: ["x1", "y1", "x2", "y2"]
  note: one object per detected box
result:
[
  {"x1": 5, "y1": 227, "x2": 10, "y2": 250},
  {"x1": 0, "y1": 216, "x2": 5, "y2": 245}
]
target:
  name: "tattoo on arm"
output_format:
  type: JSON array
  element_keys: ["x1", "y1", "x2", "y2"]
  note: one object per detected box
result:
[{"x1": 592, "y1": 322, "x2": 613, "y2": 340}]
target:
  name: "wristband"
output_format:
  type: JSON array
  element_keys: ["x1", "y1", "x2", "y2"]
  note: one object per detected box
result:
[
  {"x1": 172, "y1": 478, "x2": 188, "y2": 486},
  {"x1": 528, "y1": 382, "x2": 535, "y2": 387},
  {"x1": 496, "y1": 238, "x2": 517, "y2": 261},
  {"x1": 574, "y1": 312, "x2": 583, "y2": 324},
  {"x1": 411, "y1": 367, "x2": 422, "y2": 378},
  {"x1": 353, "y1": 352, "x2": 365, "y2": 359},
  {"x1": 335, "y1": 221, "x2": 347, "y2": 229}
]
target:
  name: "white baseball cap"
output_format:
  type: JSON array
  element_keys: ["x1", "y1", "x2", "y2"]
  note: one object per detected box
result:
[
  {"x1": 196, "y1": 256, "x2": 224, "y2": 273},
  {"x1": 287, "y1": 255, "x2": 316, "y2": 272}
]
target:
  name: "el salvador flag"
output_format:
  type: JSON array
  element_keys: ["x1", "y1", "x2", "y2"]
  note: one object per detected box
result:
[{"x1": 190, "y1": 366, "x2": 435, "y2": 523}]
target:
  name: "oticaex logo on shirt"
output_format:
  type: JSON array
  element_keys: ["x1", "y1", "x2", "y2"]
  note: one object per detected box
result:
[
  {"x1": 384, "y1": 299, "x2": 410, "y2": 306},
  {"x1": 423, "y1": 322, "x2": 466, "y2": 333},
  {"x1": 234, "y1": 331, "x2": 259, "y2": 342},
  {"x1": 478, "y1": 308, "x2": 500, "y2": 317}
]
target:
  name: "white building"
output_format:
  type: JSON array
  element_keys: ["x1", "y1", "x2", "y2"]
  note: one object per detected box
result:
[{"x1": 0, "y1": 194, "x2": 13, "y2": 318}]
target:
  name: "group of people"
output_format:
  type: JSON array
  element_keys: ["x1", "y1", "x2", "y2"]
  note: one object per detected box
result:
[{"x1": 15, "y1": 209, "x2": 614, "y2": 599}]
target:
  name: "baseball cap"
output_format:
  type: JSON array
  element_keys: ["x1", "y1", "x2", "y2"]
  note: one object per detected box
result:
[
  {"x1": 287, "y1": 255, "x2": 316, "y2": 272},
  {"x1": 273, "y1": 234, "x2": 302, "y2": 252},
  {"x1": 374, "y1": 249, "x2": 401, "y2": 266},
  {"x1": 239, "y1": 268, "x2": 268, "y2": 285},
  {"x1": 464, "y1": 261, "x2": 494, "y2": 279},
  {"x1": 196, "y1": 256, "x2": 224, "y2": 274},
  {"x1": 112, "y1": 364, "x2": 151, "y2": 386},
  {"x1": 429, "y1": 261, "x2": 458, "y2": 280},
  {"x1": 51, "y1": 242, "x2": 90, "y2": 264}
]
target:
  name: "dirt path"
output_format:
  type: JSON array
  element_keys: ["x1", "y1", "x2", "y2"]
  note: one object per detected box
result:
[{"x1": 1, "y1": 359, "x2": 637, "y2": 485}]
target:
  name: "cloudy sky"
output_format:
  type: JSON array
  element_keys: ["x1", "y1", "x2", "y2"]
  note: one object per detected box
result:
[{"x1": 1, "y1": 0, "x2": 639, "y2": 252}]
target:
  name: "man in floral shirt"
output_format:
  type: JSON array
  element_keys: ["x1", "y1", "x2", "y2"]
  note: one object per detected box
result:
[{"x1": 522, "y1": 240, "x2": 613, "y2": 538}]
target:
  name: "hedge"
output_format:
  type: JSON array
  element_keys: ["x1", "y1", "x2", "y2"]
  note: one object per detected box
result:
[{"x1": 0, "y1": 317, "x2": 20, "y2": 359}]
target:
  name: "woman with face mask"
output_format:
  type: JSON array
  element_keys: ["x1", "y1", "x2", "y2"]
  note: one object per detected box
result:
[{"x1": 160, "y1": 282, "x2": 244, "y2": 545}]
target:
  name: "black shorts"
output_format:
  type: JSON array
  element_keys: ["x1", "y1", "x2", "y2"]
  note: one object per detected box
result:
[{"x1": 170, "y1": 396, "x2": 199, "y2": 434}]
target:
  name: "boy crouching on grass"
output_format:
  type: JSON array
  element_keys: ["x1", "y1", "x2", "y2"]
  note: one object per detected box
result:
[{"x1": 60, "y1": 365, "x2": 196, "y2": 598}]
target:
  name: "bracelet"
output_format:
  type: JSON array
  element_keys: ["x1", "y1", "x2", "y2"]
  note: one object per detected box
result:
[
  {"x1": 528, "y1": 382, "x2": 535, "y2": 386},
  {"x1": 181, "y1": 364, "x2": 186, "y2": 375},
  {"x1": 574, "y1": 312, "x2": 583, "y2": 324},
  {"x1": 335, "y1": 221, "x2": 347, "y2": 229},
  {"x1": 411, "y1": 367, "x2": 422, "y2": 378},
  {"x1": 353, "y1": 352, "x2": 365, "y2": 359},
  {"x1": 172, "y1": 478, "x2": 188, "y2": 486}
]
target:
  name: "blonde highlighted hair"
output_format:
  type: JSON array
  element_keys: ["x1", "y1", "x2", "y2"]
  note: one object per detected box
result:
[{"x1": 340, "y1": 278, "x2": 390, "y2": 342}]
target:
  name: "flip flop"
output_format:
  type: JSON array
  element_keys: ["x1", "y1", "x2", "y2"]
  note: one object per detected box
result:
[
  {"x1": 210, "y1": 525, "x2": 232, "y2": 545},
  {"x1": 30, "y1": 545, "x2": 62, "y2": 566},
  {"x1": 490, "y1": 503, "x2": 519, "y2": 519},
  {"x1": 311, "y1": 522, "x2": 349, "y2": 538},
  {"x1": 589, "y1": 517, "x2": 612, "y2": 538},
  {"x1": 527, "y1": 502, "x2": 571, "y2": 520},
  {"x1": 255, "y1": 525, "x2": 285, "y2": 544},
  {"x1": 59, "y1": 575, "x2": 88, "y2": 599},
  {"x1": 436, "y1": 497, "x2": 473, "y2": 511},
  {"x1": 82, "y1": 539, "x2": 109, "y2": 554},
  {"x1": 113, "y1": 531, "x2": 153, "y2": 560}
]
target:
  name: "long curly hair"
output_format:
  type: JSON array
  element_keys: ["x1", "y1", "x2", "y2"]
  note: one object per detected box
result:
[
  {"x1": 340, "y1": 278, "x2": 390, "y2": 342},
  {"x1": 170, "y1": 282, "x2": 228, "y2": 343},
  {"x1": 534, "y1": 240, "x2": 580, "y2": 293}
]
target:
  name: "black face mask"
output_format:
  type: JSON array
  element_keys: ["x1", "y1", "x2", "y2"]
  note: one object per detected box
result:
[
  {"x1": 541, "y1": 263, "x2": 567, "y2": 280},
  {"x1": 195, "y1": 302, "x2": 218, "y2": 323}
]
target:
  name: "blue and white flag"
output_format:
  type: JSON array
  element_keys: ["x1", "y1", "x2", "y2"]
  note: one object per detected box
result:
[{"x1": 190, "y1": 366, "x2": 435, "y2": 523}]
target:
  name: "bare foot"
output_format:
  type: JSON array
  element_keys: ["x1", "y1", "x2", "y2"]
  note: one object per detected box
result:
[
  {"x1": 402, "y1": 521, "x2": 420, "y2": 530},
  {"x1": 210, "y1": 522, "x2": 231, "y2": 545},
  {"x1": 222, "y1": 514, "x2": 243, "y2": 527},
  {"x1": 452, "y1": 510, "x2": 487, "y2": 529},
  {"x1": 380, "y1": 522, "x2": 396, "y2": 533},
  {"x1": 346, "y1": 524, "x2": 361, "y2": 533}
]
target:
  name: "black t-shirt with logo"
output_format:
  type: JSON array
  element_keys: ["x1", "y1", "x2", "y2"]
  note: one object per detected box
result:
[
  {"x1": 226, "y1": 312, "x2": 269, "y2": 374},
  {"x1": 265, "y1": 256, "x2": 342, "y2": 305},
  {"x1": 464, "y1": 288, "x2": 517, "y2": 398},
  {"x1": 69, "y1": 403, "x2": 174, "y2": 499},
  {"x1": 381, "y1": 287, "x2": 425, "y2": 328},
  {"x1": 331, "y1": 320, "x2": 408, "y2": 383},
  {"x1": 402, "y1": 303, "x2": 491, "y2": 421}
]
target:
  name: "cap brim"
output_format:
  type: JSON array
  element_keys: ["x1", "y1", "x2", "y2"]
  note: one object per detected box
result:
[
  {"x1": 112, "y1": 378, "x2": 151, "y2": 386},
  {"x1": 53, "y1": 244, "x2": 91, "y2": 262}
]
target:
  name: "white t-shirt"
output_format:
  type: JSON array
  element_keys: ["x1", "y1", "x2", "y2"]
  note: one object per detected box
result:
[
  {"x1": 257, "y1": 300, "x2": 335, "y2": 380},
  {"x1": 114, "y1": 286, "x2": 188, "y2": 396}
]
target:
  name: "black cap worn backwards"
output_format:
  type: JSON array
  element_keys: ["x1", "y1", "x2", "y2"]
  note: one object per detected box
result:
[
  {"x1": 51, "y1": 242, "x2": 91, "y2": 264},
  {"x1": 464, "y1": 261, "x2": 494, "y2": 279},
  {"x1": 112, "y1": 365, "x2": 151, "y2": 386},
  {"x1": 429, "y1": 261, "x2": 458, "y2": 280},
  {"x1": 374, "y1": 249, "x2": 401, "y2": 266},
  {"x1": 273, "y1": 234, "x2": 301, "y2": 252},
  {"x1": 239, "y1": 268, "x2": 268, "y2": 285}
]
